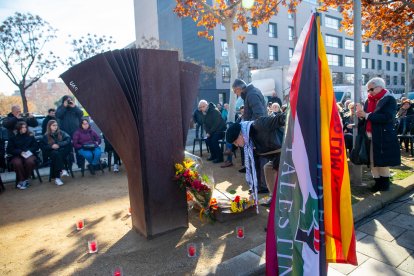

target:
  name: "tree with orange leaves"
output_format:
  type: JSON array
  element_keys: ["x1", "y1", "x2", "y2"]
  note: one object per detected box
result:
[
  {"x1": 319, "y1": 0, "x2": 414, "y2": 92},
  {"x1": 173, "y1": 0, "x2": 300, "y2": 121}
]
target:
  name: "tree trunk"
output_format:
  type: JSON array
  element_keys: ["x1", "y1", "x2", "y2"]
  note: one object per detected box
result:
[
  {"x1": 19, "y1": 85, "x2": 29, "y2": 113},
  {"x1": 404, "y1": 41, "x2": 410, "y2": 96},
  {"x1": 224, "y1": 18, "x2": 238, "y2": 123}
]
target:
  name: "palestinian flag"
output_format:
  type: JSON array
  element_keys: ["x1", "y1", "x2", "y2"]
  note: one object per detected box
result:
[{"x1": 266, "y1": 13, "x2": 358, "y2": 276}]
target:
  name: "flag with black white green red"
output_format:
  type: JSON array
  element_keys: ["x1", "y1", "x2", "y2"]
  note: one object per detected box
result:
[{"x1": 266, "y1": 13, "x2": 358, "y2": 276}]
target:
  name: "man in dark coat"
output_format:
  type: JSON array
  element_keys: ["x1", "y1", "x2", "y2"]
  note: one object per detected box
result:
[
  {"x1": 2, "y1": 105, "x2": 38, "y2": 138},
  {"x1": 232, "y1": 79, "x2": 266, "y2": 121},
  {"x1": 192, "y1": 107, "x2": 204, "y2": 138},
  {"x1": 56, "y1": 95, "x2": 83, "y2": 138},
  {"x1": 198, "y1": 100, "x2": 226, "y2": 163},
  {"x1": 41, "y1": 108, "x2": 56, "y2": 135},
  {"x1": 356, "y1": 77, "x2": 400, "y2": 192}
]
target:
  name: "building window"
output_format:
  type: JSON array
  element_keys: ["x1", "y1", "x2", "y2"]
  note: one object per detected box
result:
[
  {"x1": 386, "y1": 61, "x2": 391, "y2": 71},
  {"x1": 386, "y1": 75, "x2": 390, "y2": 85},
  {"x1": 362, "y1": 58, "x2": 368, "y2": 69},
  {"x1": 247, "y1": 22, "x2": 257, "y2": 35},
  {"x1": 377, "y1": 60, "x2": 382, "y2": 70},
  {"x1": 222, "y1": 65, "x2": 230, "y2": 83},
  {"x1": 402, "y1": 52, "x2": 405, "y2": 59},
  {"x1": 362, "y1": 43, "x2": 369, "y2": 53},
  {"x1": 221, "y1": 40, "x2": 228, "y2": 57},
  {"x1": 288, "y1": 13, "x2": 293, "y2": 19},
  {"x1": 362, "y1": 74, "x2": 369, "y2": 85},
  {"x1": 345, "y1": 56, "x2": 354, "y2": 67},
  {"x1": 327, "y1": 54, "x2": 341, "y2": 66},
  {"x1": 248, "y1": 43, "x2": 258, "y2": 59},
  {"x1": 393, "y1": 76, "x2": 398, "y2": 85},
  {"x1": 325, "y1": 16, "x2": 340, "y2": 29},
  {"x1": 289, "y1": 48, "x2": 294, "y2": 61},
  {"x1": 268, "y1": 23, "x2": 277, "y2": 38},
  {"x1": 394, "y1": 62, "x2": 398, "y2": 71},
  {"x1": 371, "y1": 59, "x2": 376, "y2": 69},
  {"x1": 331, "y1": 72, "x2": 343, "y2": 84},
  {"x1": 220, "y1": 24, "x2": 225, "y2": 31},
  {"x1": 377, "y1": 44, "x2": 382, "y2": 55},
  {"x1": 386, "y1": 46, "x2": 391, "y2": 56},
  {"x1": 345, "y1": 73, "x2": 354, "y2": 84},
  {"x1": 345, "y1": 38, "x2": 353, "y2": 50},
  {"x1": 288, "y1": 26, "x2": 294, "y2": 41},
  {"x1": 402, "y1": 76, "x2": 405, "y2": 85},
  {"x1": 325, "y1": 35, "x2": 342, "y2": 48},
  {"x1": 394, "y1": 53, "x2": 398, "y2": 58},
  {"x1": 269, "y1": 45, "x2": 278, "y2": 61},
  {"x1": 402, "y1": 63, "x2": 405, "y2": 72}
]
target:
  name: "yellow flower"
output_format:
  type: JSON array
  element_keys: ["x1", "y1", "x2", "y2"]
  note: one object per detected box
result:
[
  {"x1": 183, "y1": 159, "x2": 195, "y2": 169},
  {"x1": 175, "y1": 163, "x2": 184, "y2": 172}
]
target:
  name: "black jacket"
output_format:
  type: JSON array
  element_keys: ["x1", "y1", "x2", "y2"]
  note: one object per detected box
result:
[
  {"x1": 7, "y1": 132, "x2": 39, "y2": 157},
  {"x1": 203, "y1": 103, "x2": 226, "y2": 134},
  {"x1": 241, "y1": 84, "x2": 266, "y2": 121},
  {"x1": 2, "y1": 113, "x2": 38, "y2": 138},
  {"x1": 40, "y1": 130, "x2": 71, "y2": 152},
  {"x1": 192, "y1": 109, "x2": 204, "y2": 125},
  {"x1": 41, "y1": 115, "x2": 56, "y2": 136},
  {"x1": 56, "y1": 105, "x2": 83, "y2": 137},
  {"x1": 360, "y1": 92, "x2": 400, "y2": 167},
  {"x1": 250, "y1": 114, "x2": 285, "y2": 155}
]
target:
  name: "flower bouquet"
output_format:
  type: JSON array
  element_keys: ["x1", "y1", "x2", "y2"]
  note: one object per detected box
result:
[{"x1": 175, "y1": 153, "x2": 217, "y2": 221}]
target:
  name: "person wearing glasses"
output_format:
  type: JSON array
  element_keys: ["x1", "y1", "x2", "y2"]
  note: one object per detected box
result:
[{"x1": 356, "y1": 77, "x2": 400, "y2": 192}]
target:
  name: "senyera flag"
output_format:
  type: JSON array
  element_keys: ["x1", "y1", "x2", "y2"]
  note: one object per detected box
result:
[{"x1": 266, "y1": 13, "x2": 357, "y2": 275}]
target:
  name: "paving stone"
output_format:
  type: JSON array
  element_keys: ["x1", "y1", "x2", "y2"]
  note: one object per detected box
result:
[
  {"x1": 355, "y1": 230, "x2": 368, "y2": 241},
  {"x1": 329, "y1": 252, "x2": 369, "y2": 275},
  {"x1": 357, "y1": 219, "x2": 406, "y2": 242},
  {"x1": 357, "y1": 235, "x2": 411, "y2": 267},
  {"x1": 349, "y1": 258, "x2": 412, "y2": 276},
  {"x1": 394, "y1": 231, "x2": 414, "y2": 251},
  {"x1": 393, "y1": 204, "x2": 414, "y2": 216},
  {"x1": 398, "y1": 254, "x2": 414, "y2": 275},
  {"x1": 371, "y1": 210, "x2": 400, "y2": 223},
  {"x1": 208, "y1": 251, "x2": 265, "y2": 276},
  {"x1": 327, "y1": 266, "x2": 346, "y2": 276},
  {"x1": 390, "y1": 214, "x2": 414, "y2": 231},
  {"x1": 250, "y1": 243, "x2": 265, "y2": 258}
]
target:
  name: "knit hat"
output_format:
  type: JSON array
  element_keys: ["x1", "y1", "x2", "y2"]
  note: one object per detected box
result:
[{"x1": 226, "y1": 123, "x2": 241, "y2": 143}]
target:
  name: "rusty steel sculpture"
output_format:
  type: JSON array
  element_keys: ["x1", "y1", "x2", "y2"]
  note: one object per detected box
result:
[{"x1": 60, "y1": 49, "x2": 201, "y2": 238}]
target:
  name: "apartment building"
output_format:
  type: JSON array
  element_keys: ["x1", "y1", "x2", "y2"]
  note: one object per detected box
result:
[{"x1": 135, "y1": 0, "x2": 407, "y2": 103}]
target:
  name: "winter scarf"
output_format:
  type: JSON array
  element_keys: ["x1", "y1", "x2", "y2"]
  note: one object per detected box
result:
[{"x1": 366, "y1": 89, "x2": 387, "y2": 132}]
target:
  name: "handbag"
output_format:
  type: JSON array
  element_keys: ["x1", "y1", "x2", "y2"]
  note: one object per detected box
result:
[
  {"x1": 350, "y1": 131, "x2": 369, "y2": 165},
  {"x1": 82, "y1": 143, "x2": 96, "y2": 150}
]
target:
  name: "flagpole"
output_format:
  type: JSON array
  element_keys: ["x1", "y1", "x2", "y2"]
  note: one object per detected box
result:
[{"x1": 350, "y1": 0, "x2": 363, "y2": 185}]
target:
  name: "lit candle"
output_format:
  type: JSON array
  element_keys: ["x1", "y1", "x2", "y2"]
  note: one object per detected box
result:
[
  {"x1": 76, "y1": 219, "x2": 84, "y2": 231},
  {"x1": 187, "y1": 243, "x2": 196, "y2": 257},
  {"x1": 88, "y1": 240, "x2": 98, "y2": 253},
  {"x1": 113, "y1": 267, "x2": 122, "y2": 276},
  {"x1": 237, "y1": 226, "x2": 244, "y2": 239}
]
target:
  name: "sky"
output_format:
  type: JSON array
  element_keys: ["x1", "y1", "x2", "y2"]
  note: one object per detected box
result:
[{"x1": 0, "y1": 0, "x2": 136, "y2": 95}]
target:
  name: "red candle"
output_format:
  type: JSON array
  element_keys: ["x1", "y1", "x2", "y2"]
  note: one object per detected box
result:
[
  {"x1": 188, "y1": 245, "x2": 196, "y2": 257},
  {"x1": 114, "y1": 269, "x2": 122, "y2": 276},
  {"x1": 90, "y1": 242, "x2": 96, "y2": 252},
  {"x1": 77, "y1": 220, "x2": 84, "y2": 230},
  {"x1": 237, "y1": 227, "x2": 244, "y2": 239},
  {"x1": 88, "y1": 240, "x2": 98, "y2": 253},
  {"x1": 128, "y1": 207, "x2": 132, "y2": 215}
]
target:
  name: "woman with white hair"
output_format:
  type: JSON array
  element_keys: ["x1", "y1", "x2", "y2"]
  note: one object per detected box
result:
[{"x1": 356, "y1": 77, "x2": 400, "y2": 192}]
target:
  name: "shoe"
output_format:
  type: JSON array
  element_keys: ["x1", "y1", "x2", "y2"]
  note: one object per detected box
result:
[
  {"x1": 238, "y1": 167, "x2": 246, "y2": 173},
  {"x1": 379, "y1": 176, "x2": 390, "y2": 191},
  {"x1": 87, "y1": 164, "x2": 95, "y2": 175},
  {"x1": 207, "y1": 156, "x2": 215, "y2": 161},
  {"x1": 24, "y1": 179, "x2": 30, "y2": 187},
  {"x1": 370, "y1": 178, "x2": 381, "y2": 192},
  {"x1": 258, "y1": 187, "x2": 269, "y2": 194},
  {"x1": 220, "y1": 161, "x2": 233, "y2": 168},
  {"x1": 260, "y1": 197, "x2": 272, "y2": 207},
  {"x1": 61, "y1": 170, "x2": 69, "y2": 177},
  {"x1": 55, "y1": 178, "x2": 64, "y2": 186},
  {"x1": 113, "y1": 164, "x2": 119, "y2": 172},
  {"x1": 17, "y1": 181, "x2": 27, "y2": 190},
  {"x1": 213, "y1": 159, "x2": 223, "y2": 163}
]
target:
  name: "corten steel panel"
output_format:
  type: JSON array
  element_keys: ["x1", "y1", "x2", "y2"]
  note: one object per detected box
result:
[
  {"x1": 60, "y1": 49, "x2": 201, "y2": 238},
  {"x1": 179, "y1": 62, "x2": 201, "y2": 146}
]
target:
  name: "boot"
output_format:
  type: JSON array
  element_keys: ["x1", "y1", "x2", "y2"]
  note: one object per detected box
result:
[
  {"x1": 379, "y1": 176, "x2": 391, "y2": 191},
  {"x1": 87, "y1": 164, "x2": 95, "y2": 175},
  {"x1": 370, "y1": 178, "x2": 381, "y2": 192}
]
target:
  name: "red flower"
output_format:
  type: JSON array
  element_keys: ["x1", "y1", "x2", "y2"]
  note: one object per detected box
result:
[{"x1": 234, "y1": 196, "x2": 240, "y2": 203}]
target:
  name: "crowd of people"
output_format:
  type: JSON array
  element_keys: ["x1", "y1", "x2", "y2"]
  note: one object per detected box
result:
[{"x1": 0, "y1": 95, "x2": 121, "y2": 192}]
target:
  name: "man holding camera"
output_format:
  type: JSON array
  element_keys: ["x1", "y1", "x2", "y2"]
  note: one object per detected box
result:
[
  {"x1": 56, "y1": 95, "x2": 83, "y2": 138},
  {"x1": 2, "y1": 105, "x2": 38, "y2": 138}
]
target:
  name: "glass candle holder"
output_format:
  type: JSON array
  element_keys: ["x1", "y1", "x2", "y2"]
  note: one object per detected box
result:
[
  {"x1": 236, "y1": 226, "x2": 245, "y2": 239},
  {"x1": 76, "y1": 219, "x2": 84, "y2": 231},
  {"x1": 88, "y1": 240, "x2": 98, "y2": 253},
  {"x1": 187, "y1": 243, "x2": 197, "y2": 258}
]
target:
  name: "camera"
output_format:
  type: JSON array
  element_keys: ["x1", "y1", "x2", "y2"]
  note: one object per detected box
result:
[{"x1": 67, "y1": 99, "x2": 74, "y2": 105}]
